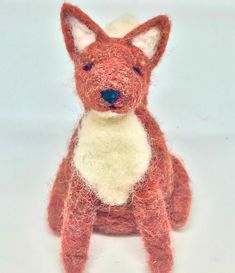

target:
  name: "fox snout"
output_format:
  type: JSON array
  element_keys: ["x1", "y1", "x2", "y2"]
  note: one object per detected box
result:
[{"x1": 74, "y1": 47, "x2": 148, "y2": 113}]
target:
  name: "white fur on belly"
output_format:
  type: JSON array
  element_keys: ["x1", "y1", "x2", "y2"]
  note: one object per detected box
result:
[{"x1": 73, "y1": 111, "x2": 151, "y2": 205}]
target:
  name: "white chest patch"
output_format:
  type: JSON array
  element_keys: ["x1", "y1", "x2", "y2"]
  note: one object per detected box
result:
[{"x1": 73, "y1": 111, "x2": 151, "y2": 205}]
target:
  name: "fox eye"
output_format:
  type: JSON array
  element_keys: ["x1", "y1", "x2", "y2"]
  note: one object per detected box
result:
[
  {"x1": 133, "y1": 66, "x2": 142, "y2": 75},
  {"x1": 82, "y1": 63, "x2": 93, "y2": 71}
]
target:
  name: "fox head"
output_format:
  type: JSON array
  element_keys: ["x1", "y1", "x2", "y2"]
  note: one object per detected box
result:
[{"x1": 61, "y1": 3, "x2": 171, "y2": 114}]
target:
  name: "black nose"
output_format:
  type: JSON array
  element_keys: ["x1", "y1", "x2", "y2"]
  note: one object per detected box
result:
[{"x1": 101, "y1": 89, "x2": 120, "y2": 104}]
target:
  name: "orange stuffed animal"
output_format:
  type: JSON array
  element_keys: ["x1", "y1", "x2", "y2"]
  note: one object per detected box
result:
[{"x1": 48, "y1": 3, "x2": 192, "y2": 273}]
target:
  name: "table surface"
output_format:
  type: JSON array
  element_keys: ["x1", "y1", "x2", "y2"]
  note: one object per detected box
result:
[{"x1": 0, "y1": 0, "x2": 235, "y2": 272}]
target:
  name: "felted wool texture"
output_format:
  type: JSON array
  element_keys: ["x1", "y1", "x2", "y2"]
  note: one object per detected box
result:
[
  {"x1": 47, "y1": 3, "x2": 192, "y2": 273},
  {"x1": 73, "y1": 110, "x2": 152, "y2": 205},
  {"x1": 132, "y1": 27, "x2": 161, "y2": 59},
  {"x1": 67, "y1": 16, "x2": 96, "y2": 52},
  {"x1": 61, "y1": 3, "x2": 171, "y2": 112}
]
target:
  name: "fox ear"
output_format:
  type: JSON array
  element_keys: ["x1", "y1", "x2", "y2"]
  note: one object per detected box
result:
[
  {"x1": 124, "y1": 15, "x2": 171, "y2": 68},
  {"x1": 61, "y1": 3, "x2": 109, "y2": 60}
]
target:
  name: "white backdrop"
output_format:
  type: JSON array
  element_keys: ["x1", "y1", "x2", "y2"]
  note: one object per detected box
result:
[{"x1": 0, "y1": 0, "x2": 235, "y2": 273}]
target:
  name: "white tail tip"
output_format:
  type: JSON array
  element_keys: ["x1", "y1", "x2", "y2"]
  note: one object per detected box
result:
[{"x1": 105, "y1": 15, "x2": 139, "y2": 38}]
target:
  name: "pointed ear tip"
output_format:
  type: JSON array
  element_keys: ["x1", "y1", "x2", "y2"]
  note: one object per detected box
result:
[
  {"x1": 61, "y1": 2, "x2": 72, "y2": 11},
  {"x1": 61, "y1": 3, "x2": 81, "y2": 17},
  {"x1": 156, "y1": 15, "x2": 171, "y2": 28},
  {"x1": 163, "y1": 15, "x2": 171, "y2": 25},
  {"x1": 61, "y1": 3, "x2": 72, "y2": 18},
  {"x1": 151, "y1": 15, "x2": 171, "y2": 35},
  {"x1": 140, "y1": 15, "x2": 171, "y2": 34}
]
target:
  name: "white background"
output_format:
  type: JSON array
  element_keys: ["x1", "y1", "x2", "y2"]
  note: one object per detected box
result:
[{"x1": 0, "y1": 0, "x2": 235, "y2": 273}]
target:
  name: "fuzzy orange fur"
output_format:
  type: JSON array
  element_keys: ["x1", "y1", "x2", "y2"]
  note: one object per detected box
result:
[{"x1": 48, "y1": 3, "x2": 192, "y2": 273}]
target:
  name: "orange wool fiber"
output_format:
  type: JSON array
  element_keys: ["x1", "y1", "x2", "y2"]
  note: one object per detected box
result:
[{"x1": 47, "y1": 3, "x2": 192, "y2": 273}]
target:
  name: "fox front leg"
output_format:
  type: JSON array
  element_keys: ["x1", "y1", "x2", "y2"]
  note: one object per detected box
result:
[
  {"x1": 133, "y1": 184, "x2": 173, "y2": 273},
  {"x1": 61, "y1": 180, "x2": 98, "y2": 273}
]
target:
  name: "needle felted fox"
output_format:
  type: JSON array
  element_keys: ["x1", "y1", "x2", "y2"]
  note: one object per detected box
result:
[{"x1": 48, "y1": 3, "x2": 192, "y2": 273}]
